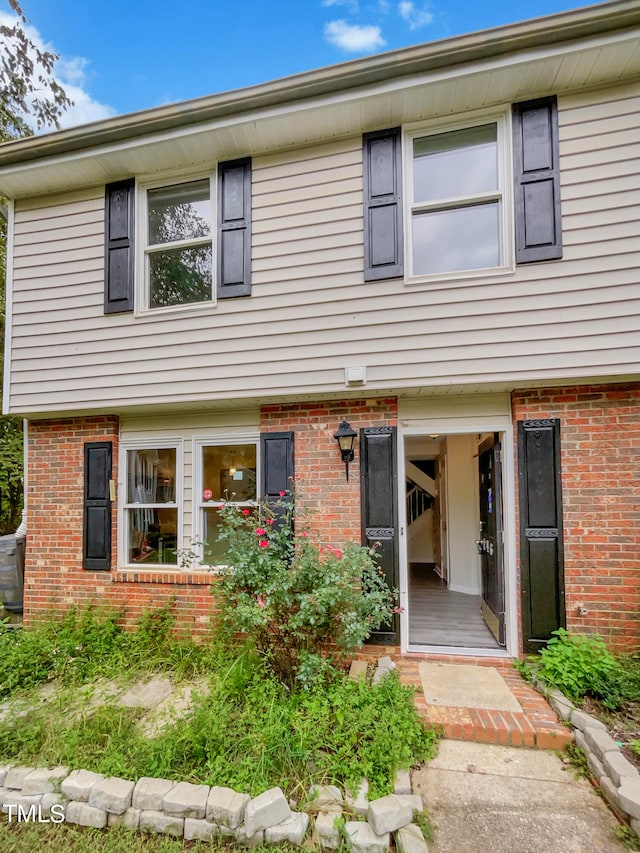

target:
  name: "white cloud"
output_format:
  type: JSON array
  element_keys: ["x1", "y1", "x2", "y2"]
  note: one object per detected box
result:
[
  {"x1": 0, "y1": 12, "x2": 117, "y2": 132},
  {"x1": 398, "y1": 1, "x2": 433, "y2": 30},
  {"x1": 324, "y1": 19, "x2": 386, "y2": 52},
  {"x1": 322, "y1": 0, "x2": 359, "y2": 10}
]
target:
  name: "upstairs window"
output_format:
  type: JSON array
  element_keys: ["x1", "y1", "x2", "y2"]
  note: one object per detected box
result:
[
  {"x1": 105, "y1": 158, "x2": 252, "y2": 315},
  {"x1": 407, "y1": 118, "x2": 509, "y2": 279},
  {"x1": 145, "y1": 178, "x2": 213, "y2": 309}
]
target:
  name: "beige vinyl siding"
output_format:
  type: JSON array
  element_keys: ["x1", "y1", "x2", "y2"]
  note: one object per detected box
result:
[
  {"x1": 119, "y1": 410, "x2": 259, "y2": 564},
  {"x1": 7, "y1": 83, "x2": 640, "y2": 415}
]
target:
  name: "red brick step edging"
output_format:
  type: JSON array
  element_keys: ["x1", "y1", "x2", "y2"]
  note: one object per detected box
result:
[{"x1": 354, "y1": 649, "x2": 573, "y2": 750}]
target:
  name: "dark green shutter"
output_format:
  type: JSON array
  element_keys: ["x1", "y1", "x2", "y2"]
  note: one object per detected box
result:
[
  {"x1": 518, "y1": 419, "x2": 565, "y2": 653},
  {"x1": 363, "y1": 128, "x2": 403, "y2": 281},
  {"x1": 217, "y1": 158, "x2": 252, "y2": 298},
  {"x1": 360, "y1": 426, "x2": 398, "y2": 644},
  {"x1": 260, "y1": 431, "x2": 294, "y2": 528},
  {"x1": 513, "y1": 96, "x2": 562, "y2": 263},
  {"x1": 83, "y1": 442, "x2": 112, "y2": 571},
  {"x1": 104, "y1": 179, "x2": 135, "y2": 313}
]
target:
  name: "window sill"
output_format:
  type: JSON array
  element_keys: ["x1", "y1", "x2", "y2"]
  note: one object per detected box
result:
[
  {"x1": 113, "y1": 567, "x2": 213, "y2": 585},
  {"x1": 404, "y1": 264, "x2": 514, "y2": 290},
  {"x1": 133, "y1": 300, "x2": 217, "y2": 321}
]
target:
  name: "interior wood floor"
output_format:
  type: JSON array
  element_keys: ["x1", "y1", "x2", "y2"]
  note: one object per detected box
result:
[{"x1": 408, "y1": 563, "x2": 500, "y2": 649}]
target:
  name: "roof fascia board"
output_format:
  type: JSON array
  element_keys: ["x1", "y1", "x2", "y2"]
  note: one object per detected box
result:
[
  {"x1": 1, "y1": 25, "x2": 637, "y2": 194},
  {"x1": 0, "y1": 0, "x2": 639, "y2": 169}
]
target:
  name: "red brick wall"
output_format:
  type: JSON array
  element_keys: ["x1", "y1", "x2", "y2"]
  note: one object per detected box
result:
[
  {"x1": 512, "y1": 383, "x2": 640, "y2": 652},
  {"x1": 260, "y1": 398, "x2": 398, "y2": 545},
  {"x1": 25, "y1": 417, "x2": 216, "y2": 637}
]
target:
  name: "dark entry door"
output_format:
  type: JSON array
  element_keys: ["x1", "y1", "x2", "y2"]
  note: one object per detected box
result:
[
  {"x1": 360, "y1": 426, "x2": 398, "y2": 645},
  {"x1": 478, "y1": 434, "x2": 506, "y2": 646}
]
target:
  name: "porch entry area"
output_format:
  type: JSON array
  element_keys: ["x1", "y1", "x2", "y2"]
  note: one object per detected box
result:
[{"x1": 404, "y1": 431, "x2": 505, "y2": 652}]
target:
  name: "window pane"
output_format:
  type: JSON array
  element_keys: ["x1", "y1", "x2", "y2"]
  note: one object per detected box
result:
[
  {"x1": 203, "y1": 508, "x2": 228, "y2": 565},
  {"x1": 127, "y1": 448, "x2": 176, "y2": 504},
  {"x1": 412, "y1": 202, "x2": 500, "y2": 275},
  {"x1": 202, "y1": 444, "x2": 257, "y2": 503},
  {"x1": 413, "y1": 124, "x2": 497, "y2": 203},
  {"x1": 149, "y1": 245, "x2": 212, "y2": 308},
  {"x1": 128, "y1": 507, "x2": 177, "y2": 564},
  {"x1": 148, "y1": 180, "x2": 211, "y2": 245}
]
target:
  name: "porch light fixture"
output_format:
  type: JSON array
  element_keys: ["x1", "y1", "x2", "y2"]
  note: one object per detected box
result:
[{"x1": 333, "y1": 420, "x2": 357, "y2": 482}]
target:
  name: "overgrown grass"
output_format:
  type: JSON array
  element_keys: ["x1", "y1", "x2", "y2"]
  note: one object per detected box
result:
[
  {"x1": 0, "y1": 647, "x2": 437, "y2": 799},
  {"x1": 0, "y1": 609, "x2": 439, "y2": 800},
  {"x1": 0, "y1": 603, "x2": 213, "y2": 698},
  {"x1": 0, "y1": 821, "x2": 248, "y2": 852}
]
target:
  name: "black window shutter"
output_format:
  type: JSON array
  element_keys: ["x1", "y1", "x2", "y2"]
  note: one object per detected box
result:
[
  {"x1": 104, "y1": 179, "x2": 135, "y2": 313},
  {"x1": 217, "y1": 158, "x2": 252, "y2": 298},
  {"x1": 360, "y1": 426, "x2": 398, "y2": 644},
  {"x1": 513, "y1": 96, "x2": 562, "y2": 263},
  {"x1": 83, "y1": 442, "x2": 113, "y2": 571},
  {"x1": 518, "y1": 419, "x2": 565, "y2": 653},
  {"x1": 260, "y1": 431, "x2": 294, "y2": 530},
  {"x1": 363, "y1": 128, "x2": 403, "y2": 281}
]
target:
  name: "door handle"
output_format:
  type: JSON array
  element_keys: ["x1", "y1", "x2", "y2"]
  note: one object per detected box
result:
[{"x1": 475, "y1": 539, "x2": 484, "y2": 555}]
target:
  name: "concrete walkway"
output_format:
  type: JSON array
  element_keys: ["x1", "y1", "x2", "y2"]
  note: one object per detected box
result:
[{"x1": 414, "y1": 740, "x2": 627, "y2": 852}]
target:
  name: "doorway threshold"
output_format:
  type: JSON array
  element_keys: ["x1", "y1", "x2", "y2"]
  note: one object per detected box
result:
[{"x1": 407, "y1": 644, "x2": 511, "y2": 659}]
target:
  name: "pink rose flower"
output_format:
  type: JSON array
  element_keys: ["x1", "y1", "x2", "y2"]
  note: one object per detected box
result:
[
  {"x1": 255, "y1": 527, "x2": 266, "y2": 536},
  {"x1": 242, "y1": 508, "x2": 251, "y2": 515},
  {"x1": 257, "y1": 595, "x2": 265, "y2": 608},
  {"x1": 266, "y1": 518, "x2": 274, "y2": 525},
  {"x1": 333, "y1": 548, "x2": 343, "y2": 558},
  {"x1": 259, "y1": 540, "x2": 269, "y2": 548},
  {"x1": 279, "y1": 490, "x2": 286, "y2": 497}
]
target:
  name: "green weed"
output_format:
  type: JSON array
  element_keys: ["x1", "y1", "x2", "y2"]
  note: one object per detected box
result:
[
  {"x1": 617, "y1": 825, "x2": 640, "y2": 851},
  {"x1": 518, "y1": 629, "x2": 626, "y2": 709}
]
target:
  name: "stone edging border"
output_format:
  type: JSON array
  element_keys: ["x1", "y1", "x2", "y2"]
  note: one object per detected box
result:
[
  {"x1": 0, "y1": 765, "x2": 431, "y2": 852},
  {"x1": 532, "y1": 678, "x2": 640, "y2": 839}
]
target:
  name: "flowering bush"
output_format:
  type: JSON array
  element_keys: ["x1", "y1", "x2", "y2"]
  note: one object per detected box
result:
[{"x1": 210, "y1": 493, "x2": 396, "y2": 685}]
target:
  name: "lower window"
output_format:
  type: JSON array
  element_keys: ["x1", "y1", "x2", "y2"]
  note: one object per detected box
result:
[
  {"x1": 198, "y1": 441, "x2": 257, "y2": 565},
  {"x1": 123, "y1": 446, "x2": 179, "y2": 565}
]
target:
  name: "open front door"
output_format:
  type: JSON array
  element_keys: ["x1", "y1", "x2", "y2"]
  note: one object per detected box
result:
[{"x1": 478, "y1": 434, "x2": 506, "y2": 646}]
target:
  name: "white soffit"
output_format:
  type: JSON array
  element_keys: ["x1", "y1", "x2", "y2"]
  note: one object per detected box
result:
[{"x1": 1, "y1": 26, "x2": 639, "y2": 198}]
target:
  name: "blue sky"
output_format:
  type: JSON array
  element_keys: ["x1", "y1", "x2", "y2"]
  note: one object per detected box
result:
[{"x1": 1, "y1": 0, "x2": 601, "y2": 128}]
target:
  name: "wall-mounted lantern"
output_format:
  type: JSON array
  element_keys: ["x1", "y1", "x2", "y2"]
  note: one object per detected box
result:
[{"x1": 333, "y1": 420, "x2": 357, "y2": 482}]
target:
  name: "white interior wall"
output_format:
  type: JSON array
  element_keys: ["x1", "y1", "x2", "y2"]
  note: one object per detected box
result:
[{"x1": 444, "y1": 433, "x2": 481, "y2": 595}]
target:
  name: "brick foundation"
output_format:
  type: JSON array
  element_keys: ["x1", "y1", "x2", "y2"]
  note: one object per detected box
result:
[
  {"x1": 260, "y1": 397, "x2": 398, "y2": 543},
  {"x1": 25, "y1": 416, "x2": 216, "y2": 638},
  {"x1": 512, "y1": 383, "x2": 640, "y2": 652}
]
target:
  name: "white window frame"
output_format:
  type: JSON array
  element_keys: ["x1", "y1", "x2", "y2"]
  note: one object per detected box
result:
[
  {"x1": 193, "y1": 433, "x2": 260, "y2": 569},
  {"x1": 136, "y1": 171, "x2": 216, "y2": 315},
  {"x1": 403, "y1": 107, "x2": 514, "y2": 286},
  {"x1": 118, "y1": 438, "x2": 184, "y2": 569}
]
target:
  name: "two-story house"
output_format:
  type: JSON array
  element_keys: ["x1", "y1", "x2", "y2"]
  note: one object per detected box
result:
[{"x1": 1, "y1": 0, "x2": 638, "y2": 658}]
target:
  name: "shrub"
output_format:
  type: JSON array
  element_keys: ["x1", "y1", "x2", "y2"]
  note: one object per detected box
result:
[
  {"x1": 210, "y1": 493, "x2": 397, "y2": 684},
  {"x1": 524, "y1": 628, "x2": 626, "y2": 709}
]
